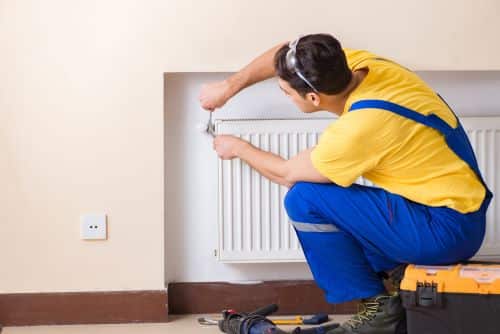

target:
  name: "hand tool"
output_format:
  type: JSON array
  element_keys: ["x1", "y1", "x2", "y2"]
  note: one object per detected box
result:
[
  {"x1": 272, "y1": 313, "x2": 329, "y2": 325},
  {"x1": 199, "y1": 312, "x2": 329, "y2": 326}
]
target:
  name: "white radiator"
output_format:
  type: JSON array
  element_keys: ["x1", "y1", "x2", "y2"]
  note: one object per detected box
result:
[{"x1": 215, "y1": 117, "x2": 500, "y2": 263}]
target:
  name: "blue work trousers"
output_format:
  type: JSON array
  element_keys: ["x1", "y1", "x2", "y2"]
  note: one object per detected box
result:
[{"x1": 284, "y1": 181, "x2": 490, "y2": 303}]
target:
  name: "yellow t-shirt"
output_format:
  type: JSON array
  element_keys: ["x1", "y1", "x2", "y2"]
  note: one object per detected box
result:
[{"x1": 311, "y1": 49, "x2": 486, "y2": 214}]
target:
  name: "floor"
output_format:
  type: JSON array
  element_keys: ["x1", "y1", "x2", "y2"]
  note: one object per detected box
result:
[{"x1": 2, "y1": 314, "x2": 353, "y2": 334}]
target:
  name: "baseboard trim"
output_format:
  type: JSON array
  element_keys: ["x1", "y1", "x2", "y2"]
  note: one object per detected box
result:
[
  {"x1": 0, "y1": 290, "x2": 168, "y2": 326},
  {"x1": 168, "y1": 280, "x2": 358, "y2": 315},
  {"x1": 0, "y1": 281, "x2": 358, "y2": 326}
]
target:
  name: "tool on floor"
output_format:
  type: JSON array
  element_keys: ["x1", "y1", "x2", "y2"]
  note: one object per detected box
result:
[
  {"x1": 212, "y1": 303, "x2": 339, "y2": 334},
  {"x1": 272, "y1": 313, "x2": 329, "y2": 325},
  {"x1": 271, "y1": 316, "x2": 303, "y2": 325},
  {"x1": 198, "y1": 305, "x2": 277, "y2": 327},
  {"x1": 198, "y1": 316, "x2": 219, "y2": 325},
  {"x1": 199, "y1": 312, "x2": 329, "y2": 327}
]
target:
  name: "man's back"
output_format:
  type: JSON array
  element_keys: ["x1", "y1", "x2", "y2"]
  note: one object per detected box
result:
[{"x1": 311, "y1": 49, "x2": 486, "y2": 213}]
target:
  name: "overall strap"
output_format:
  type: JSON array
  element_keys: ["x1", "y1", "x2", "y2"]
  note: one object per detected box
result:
[
  {"x1": 348, "y1": 99, "x2": 493, "y2": 202},
  {"x1": 349, "y1": 99, "x2": 454, "y2": 136}
]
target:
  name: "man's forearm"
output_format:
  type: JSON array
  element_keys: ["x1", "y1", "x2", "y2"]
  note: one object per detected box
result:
[
  {"x1": 226, "y1": 42, "x2": 287, "y2": 97},
  {"x1": 215, "y1": 136, "x2": 330, "y2": 187},
  {"x1": 236, "y1": 142, "x2": 292, "y2": 188}
]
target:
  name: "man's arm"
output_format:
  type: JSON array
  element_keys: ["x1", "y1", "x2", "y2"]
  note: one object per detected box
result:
[
  {"x1": 199, "y1": 42, "x2": 287, "y2": 111},
  {"x1": 214, "y1": 135, "x2": 331, "y2": 188},
  {"x1": 227, "y1": 42, "x2": 287, "y2": 96}
]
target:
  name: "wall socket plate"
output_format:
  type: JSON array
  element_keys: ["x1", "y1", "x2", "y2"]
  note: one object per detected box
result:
[{"x1": 80, "y1": 214, "x2": 107, "y2": 240}]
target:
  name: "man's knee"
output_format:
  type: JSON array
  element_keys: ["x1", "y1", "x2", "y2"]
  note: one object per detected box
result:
[{"x1": 284, "y1": 182, "x2": 317, "y2": 222}]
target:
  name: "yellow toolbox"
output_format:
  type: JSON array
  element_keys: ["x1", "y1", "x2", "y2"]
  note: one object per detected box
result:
[{"x1": 400, "y1": 262, "x2": 500, "y2": 334}]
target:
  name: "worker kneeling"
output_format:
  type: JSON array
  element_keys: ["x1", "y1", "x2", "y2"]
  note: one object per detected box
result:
[{"x1": 201, "y1": 34, "x2": 493, "y2": 334}]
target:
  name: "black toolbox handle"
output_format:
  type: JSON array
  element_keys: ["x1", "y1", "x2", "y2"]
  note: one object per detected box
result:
[{"x1": 416, "y1": 282, "x2": 442, "y2": 308}]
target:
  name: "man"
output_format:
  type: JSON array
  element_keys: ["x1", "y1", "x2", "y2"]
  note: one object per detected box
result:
[{"x1": 199, "y1": 34, "x2": 493, "y2": 333}]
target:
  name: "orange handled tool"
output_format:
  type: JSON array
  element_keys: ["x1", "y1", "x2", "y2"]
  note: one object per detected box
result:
[
  {"x1": 273, "y1": 316, "x2": 304, "y2": 325},
  {"x1": 272, "y1": 313, "x2": 329, "y2": 325}
]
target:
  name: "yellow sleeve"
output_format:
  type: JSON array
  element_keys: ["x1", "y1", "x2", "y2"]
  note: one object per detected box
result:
[
  {"x1": 311, "y1": 117, "x2": 379, "y2": 187},
  {"x1": 343, "y1": 48, "x2": 379, "y2": 70}
]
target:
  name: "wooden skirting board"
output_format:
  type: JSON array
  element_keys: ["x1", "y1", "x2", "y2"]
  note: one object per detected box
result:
[
  {"x1": 0, "y1": 280, "x2": 362, "y2": 326},
  {"x1": 168, "y1": 280, "x2": 358, "y2": 315},
  {"x1": 0, "y1": 290, "x2": 168, "y2": 326}
]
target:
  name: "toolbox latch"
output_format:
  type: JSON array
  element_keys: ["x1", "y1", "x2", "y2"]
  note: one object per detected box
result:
[{"x1": 416, "y1": 281, "x2": 442, "y2": 308}]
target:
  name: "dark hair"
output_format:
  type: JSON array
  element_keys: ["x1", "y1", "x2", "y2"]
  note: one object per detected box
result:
[{"x1": 274, "y1": 34, "x2": 352, "y2": 96}]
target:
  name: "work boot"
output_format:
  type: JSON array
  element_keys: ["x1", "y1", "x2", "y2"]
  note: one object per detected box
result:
[
  {"x1": 378, "y1": 264, "x2": 408, "y2": 293},
  {"x1": 326, "y1": 292, "x2": 406, "y2": 334}
]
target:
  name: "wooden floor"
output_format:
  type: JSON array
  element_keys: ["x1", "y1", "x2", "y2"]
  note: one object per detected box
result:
[{"x1": 2, "y1": 314, "x2": 353, "y2": 334}]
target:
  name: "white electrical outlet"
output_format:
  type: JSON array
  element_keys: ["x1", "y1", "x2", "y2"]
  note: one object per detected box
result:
[{"x1": 80, "y1": 214, "x2": 107, "y2": 240}]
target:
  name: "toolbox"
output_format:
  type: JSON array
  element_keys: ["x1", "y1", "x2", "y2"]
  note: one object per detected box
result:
[{"x1": 400, "y1": 262, "x2": 500, "y2": 334}]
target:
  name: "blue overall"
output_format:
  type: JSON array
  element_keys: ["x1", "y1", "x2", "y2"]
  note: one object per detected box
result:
[{"x1": 284, "y1": 99, "x2": 494, "y2": 303}]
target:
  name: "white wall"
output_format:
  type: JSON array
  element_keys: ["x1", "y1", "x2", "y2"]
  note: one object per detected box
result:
[
  {"x1": 418, "y1": 72, "x2": 500, "y2": 116},
  {"x1": 164, "y1": 71, "x2": 500, "y2": 283}
]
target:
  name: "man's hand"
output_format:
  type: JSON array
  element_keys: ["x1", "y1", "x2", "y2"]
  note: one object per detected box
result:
[
  {"x1": 212, "y1": 135, "x2": 331, "y2": 187},
  {"x1": 199, "y1": 80, "x2": 233, "y2": 111},
  {"x1": 213, "y1": 135, "x2": 249, "y2": 160}
]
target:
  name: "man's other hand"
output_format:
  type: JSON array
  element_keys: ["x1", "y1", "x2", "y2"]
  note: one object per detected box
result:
[{"x1": 213, "y1": 135, "x2": 249, "y2": 160}]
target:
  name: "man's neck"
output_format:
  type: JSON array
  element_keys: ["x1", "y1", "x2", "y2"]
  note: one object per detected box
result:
[{"x1": 321, "y1": 69, "x2": 368, "y2": 116}]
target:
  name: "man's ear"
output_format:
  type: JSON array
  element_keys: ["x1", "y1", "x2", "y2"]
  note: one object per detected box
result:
[{"x1": 306, "y1": 92, "x2": 321, "y2": 107}]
